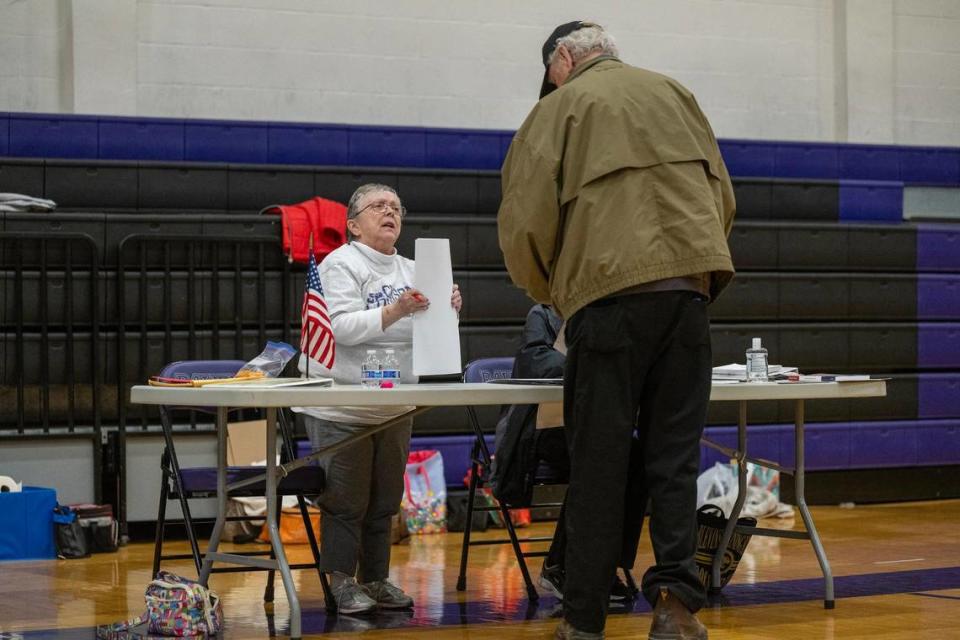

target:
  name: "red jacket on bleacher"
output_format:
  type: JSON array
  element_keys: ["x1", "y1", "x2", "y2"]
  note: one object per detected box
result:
[{"x1": 261, "y1": 197, "x2": 347, "y2": 263}]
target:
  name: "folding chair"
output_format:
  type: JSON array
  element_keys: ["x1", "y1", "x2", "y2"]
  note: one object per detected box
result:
[
  {"x1": 455, "y1": 357, "x2": 559, "y2": 601},
  {"x1": 151, "y1": 359, "x2": 332, "y2": 605}
]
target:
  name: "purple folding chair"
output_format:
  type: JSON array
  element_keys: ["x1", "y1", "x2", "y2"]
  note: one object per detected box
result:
[{"x1": 151, "y1": 359, "x2": 331, "y2": 606}]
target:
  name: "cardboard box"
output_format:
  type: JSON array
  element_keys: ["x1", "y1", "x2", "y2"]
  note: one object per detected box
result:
[{"x1": 227, "y1": 419, "x2": 267, "y2": 466}]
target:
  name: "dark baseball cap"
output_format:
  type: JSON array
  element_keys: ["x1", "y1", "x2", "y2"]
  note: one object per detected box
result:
[{"x1": 539, "y1": 21, "x2": 588, "y2": 99}]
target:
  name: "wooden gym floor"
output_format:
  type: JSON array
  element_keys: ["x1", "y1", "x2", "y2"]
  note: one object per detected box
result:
[{"x1": 1, "y1": 499, "x2": 958, "y2": 639}]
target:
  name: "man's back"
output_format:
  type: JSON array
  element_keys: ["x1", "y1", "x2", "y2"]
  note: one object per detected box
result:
[{"x1": 500, "y1": 56, "x2": 736, "y2": 317}]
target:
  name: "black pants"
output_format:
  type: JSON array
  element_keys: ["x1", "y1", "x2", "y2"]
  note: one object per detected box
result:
[
  {"x1": 562, "y1": 291, "x2": 711, "y2": 633},
  {"x1": 542, "y1": 428, "x2": 647, "y2": 572}
]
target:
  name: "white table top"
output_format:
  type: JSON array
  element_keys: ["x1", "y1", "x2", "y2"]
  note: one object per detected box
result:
[{"x1": 130, "y1": 379, "x2": 886, "y2": 408}]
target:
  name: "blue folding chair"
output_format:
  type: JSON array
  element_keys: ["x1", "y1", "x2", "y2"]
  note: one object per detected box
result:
[
  {"x1": 151, "y1": 359, "x2": 332, "y2": 606},
  {"x1": 456, "y1": 357, "x2": 556, "y2": 601}
]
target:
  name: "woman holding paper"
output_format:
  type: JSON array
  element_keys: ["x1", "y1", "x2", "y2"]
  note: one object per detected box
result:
[{"x1": 293, "y1": 183, "x2": 461, "y2": 615}]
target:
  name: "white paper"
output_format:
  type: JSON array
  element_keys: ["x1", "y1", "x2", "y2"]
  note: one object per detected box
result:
[
  {"x1": 413, "y1": 238, "x2": 462, "y2": 376},
  {"x1": 712, "y1": 363, "x2": 798, "y2": 380}
]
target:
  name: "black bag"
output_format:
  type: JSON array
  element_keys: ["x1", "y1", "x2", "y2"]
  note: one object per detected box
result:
[
  {"x1": 70, "y1": 503, "x2": 119, "y2": 553},
  {"x1": 490, "y1": 404, "x2": 540, "y2": 506},
  {"x1": 445, "y1": 491, "x2": 490, "y2": 533},
  {"x1": 53, "y1": 505, "x2": 90, "y2": 559},
  {"x1": 694, "y1": 504, "x2": 756, "y2": 589}
]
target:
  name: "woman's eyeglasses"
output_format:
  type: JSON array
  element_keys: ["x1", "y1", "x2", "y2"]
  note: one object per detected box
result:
[{"x1": 356, "y1": 201, "x2": 406, "y2": 218}]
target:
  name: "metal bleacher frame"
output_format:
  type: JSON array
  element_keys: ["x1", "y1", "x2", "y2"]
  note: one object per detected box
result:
[{"x1": 0, "y1": 230, "x2": 105, "y2": 500}]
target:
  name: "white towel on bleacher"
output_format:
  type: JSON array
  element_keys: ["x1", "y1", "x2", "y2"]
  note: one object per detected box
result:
[{"x1": 0, "y1": 192, "x2": 57, "y2": 212}]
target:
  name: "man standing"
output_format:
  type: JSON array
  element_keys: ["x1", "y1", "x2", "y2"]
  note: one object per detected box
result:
[{"x1": 498, "y1": 21, "x2": 736, "y2": 640}]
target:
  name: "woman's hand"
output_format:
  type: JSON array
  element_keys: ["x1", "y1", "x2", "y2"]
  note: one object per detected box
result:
[
  {"x1": 451, "y1": 283, "x2": 462, "y2": 314},
  {"x1": 397, "y1": 288, "x2": 430, "y2": 315},
  {"x1": 382, "y1": 288, "x2": 430, "y2": 330}
]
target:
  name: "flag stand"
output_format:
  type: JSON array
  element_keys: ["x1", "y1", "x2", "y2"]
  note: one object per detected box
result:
[{"x1": 305, "y1": 233, "x2": 313, "y2": 380}]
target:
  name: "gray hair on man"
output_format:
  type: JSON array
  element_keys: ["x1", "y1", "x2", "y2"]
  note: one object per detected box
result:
[
  {"x1": 346, "y1": 183, "x2": 400, "y2": 241},
  {"x1": 548, "y1": 23, "x2": 619, "y2": 65}
]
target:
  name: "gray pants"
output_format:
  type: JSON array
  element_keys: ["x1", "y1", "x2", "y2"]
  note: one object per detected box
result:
[{"x1": 304, "y1": 415, "x2": 412, "y2": 582}]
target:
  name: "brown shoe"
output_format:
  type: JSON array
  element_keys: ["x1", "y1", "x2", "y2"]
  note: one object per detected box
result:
[
  {"x1": 555, "y1": 619, "x2": 605, "y2": 639},
  {"x1": 648, "y1": 587, "x2": 707, "y2": 640}
]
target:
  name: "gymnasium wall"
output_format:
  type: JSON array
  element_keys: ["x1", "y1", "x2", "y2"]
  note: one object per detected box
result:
[{"x1": 1, "y1": 0, "x2": 959, "y2": 145}]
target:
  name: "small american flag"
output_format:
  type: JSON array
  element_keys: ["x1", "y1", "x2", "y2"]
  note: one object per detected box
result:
[{"x1": 300, "y1": 251, "x2": 335, "y2": 369}]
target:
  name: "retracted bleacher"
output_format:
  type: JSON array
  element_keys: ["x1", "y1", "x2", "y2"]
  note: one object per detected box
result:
[{"x1": 2, "y1": 112, "x2": 959, "y2": 508}]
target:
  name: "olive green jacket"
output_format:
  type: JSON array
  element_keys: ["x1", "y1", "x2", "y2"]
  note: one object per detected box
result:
[{"x1": 498, "y1": 56, "x2": 736, "y2": 319}]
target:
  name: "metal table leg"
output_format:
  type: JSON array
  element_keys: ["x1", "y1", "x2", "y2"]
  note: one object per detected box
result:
[
  {"x1": 793, "y1": 400, "x2": 835, "y2": 609},
  {"x1": 197, "y1": 408, "x2": 303, "y2": 636},
  {"x1": 262, "y1": 407, "x2": 302, "y2": 638},
  {"x1": 199, "y1": 407, "x2": 229, "y2": 586},
  {"x1": 711, "y1": 400, "x2": 748, "y2": 592}
]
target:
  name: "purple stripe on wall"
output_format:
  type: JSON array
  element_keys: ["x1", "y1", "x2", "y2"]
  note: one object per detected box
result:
[
  {"x1": 918, "y1": 374, "x2": 960, "y2": 418},
  {"x1": 917, "y1": 275, "x2": 960, "y2": 319},
  {"x1": 99, "y1": 118, "x2": 185, "y2": 161},
  {"x1": 348, "y1": 128, "x2": 426, "y2": 167},
  {"x1": 426, "y1": 132, "x2": 502, "y2": 170},
  {"x1": 703, "y1": 418, "x2": 960, "y2": 471},
  {"x1": 839, "y1": 145, "x2": 901, "y2": 181},
  {"x1": 718, "y1": 139, "x2": 776, "y2": 176},
  {"x1": 2, "y1": 112, "x2": 959, "y2": 183},
  {"x1": 185, "y1": 121, "x2": 269, "y2": 163},
  {"x1": 0, "y1": 112, "x2": 9, "y2": 156},
  {"x1": 900, "y1": 148, "x2": 960, "y2": 184},
  {"x1": 916, "y1": 419, "x2": 960, "y2": 465},
  {"x1": 918, "y1": 323, "x2": 960, "y2": 368},
  {"x1": 839, "y1": 180, "x2": 904, "y2": 222},
  {"x1": 9, "y1": 114, "x2": 99, "y2": 159},
  {"x1": 917, "y1": 226, "x2": 960, "y2": 272},
  {"x1": 774, "y1": 142, "x2": 839, "y2": 179},
  {"x1": 267, "y1": 125, "x2": 349, "y2": 165}
]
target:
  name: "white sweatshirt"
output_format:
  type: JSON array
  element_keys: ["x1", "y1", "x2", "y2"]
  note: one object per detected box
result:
[{"x1": 293, "y1": 241, "x2": 417, "y2": 425}]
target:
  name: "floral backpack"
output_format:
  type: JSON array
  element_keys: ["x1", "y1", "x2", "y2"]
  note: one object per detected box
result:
[{"x1": 96, "y1": 571, "x2": 223, "y2": 638}]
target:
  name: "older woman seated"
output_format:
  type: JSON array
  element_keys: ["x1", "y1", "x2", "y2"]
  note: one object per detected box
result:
[{"x1": 294, "y1": 183, "x2": 462, "y2": 614}]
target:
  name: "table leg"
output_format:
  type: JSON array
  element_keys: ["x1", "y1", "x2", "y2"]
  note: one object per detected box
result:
[
  {"x1": 794, "y1": 400, "x2": 835, "y2": 609},
  {"x1": 199, "y1": 407, "x2": 229, "y2": 586},
  {"x1": 262, "y1": 407, "x2": 302, "y2": 638},
  {"x1": 711, "y1": 400, "x2": 748, "y2": 592}
]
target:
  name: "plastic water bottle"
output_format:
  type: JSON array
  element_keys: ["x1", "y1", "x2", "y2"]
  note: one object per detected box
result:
[
  {"x1": 380, "y1": 349, "x2": 400, "y2": 388},
  {"x1": 746, "y1": 337, "x2": 769, "y2": 382},
  {"x1": 361, "y1": 350, "x2": 381, "y2": 388}
]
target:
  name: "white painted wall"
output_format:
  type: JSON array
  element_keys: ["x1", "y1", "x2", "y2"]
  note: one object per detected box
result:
[
  {"x1": 894, "y1": 0, "x2": 960, "y2": 145},
  {"x1": 0, "y1": 0, "x2": 72, "y2": 113},
  {"x1": 0, "y1": 0, "x2": 958, "y2": 145}
]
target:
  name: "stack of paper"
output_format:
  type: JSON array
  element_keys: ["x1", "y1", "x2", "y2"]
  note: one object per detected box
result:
[
  {"x1": 794, "y1": 374, "x2": 872, "y2": 382},
  {"x1": 204, "y1": 377, "x2": 333, "y2": 389},
  {"x1": 711, "y1": 363, "x2": 798, "y2": 381}
]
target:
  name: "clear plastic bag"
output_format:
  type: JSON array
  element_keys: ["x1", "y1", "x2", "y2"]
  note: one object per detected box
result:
[
  {"x1": 238, "y1": 341, "x2": 297, "y2": 378},
  {"x1": 696, "y1": 462, "x2": 737, "y2": 517}
]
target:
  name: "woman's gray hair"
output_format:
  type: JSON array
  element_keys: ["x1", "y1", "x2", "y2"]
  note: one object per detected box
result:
[
  {"x1": 345, "y1": 183, "x2": 400, "y2": 241},
  {"x1": 548, "y1": 23, "x2": 618, "y2": 65}
]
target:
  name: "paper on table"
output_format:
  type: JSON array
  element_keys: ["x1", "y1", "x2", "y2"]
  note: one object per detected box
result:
[
  {"x1": 712, "y1": 363, "x2": 798, "y2": 380},
  {"x1": 413, "y1": 238, "x2": 462, "y2": 376},
  {"x1": 205, "y1": 377, "x2": 332, "y2": 389}
]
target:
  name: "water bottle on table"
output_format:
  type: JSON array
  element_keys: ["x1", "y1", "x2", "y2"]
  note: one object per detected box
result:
[
  {"x1": 745, "y1": 337, "x2": 769, "y2": 382},
  {"x1": 361, "y1": 350, "x2": 381, "y2": 388},
  {"x1": 380, "y1": 349, "x2": 400, "y2": 388}
]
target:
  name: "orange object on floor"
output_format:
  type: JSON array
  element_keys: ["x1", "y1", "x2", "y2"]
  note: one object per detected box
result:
[{"x1": 258, "y1": 506, "x2": 322, "y2": 544}]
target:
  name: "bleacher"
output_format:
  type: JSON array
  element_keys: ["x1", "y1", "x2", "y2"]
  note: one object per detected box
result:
[{"x1": 2, "y1": 111, "x2": 959, "y2": 512}]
